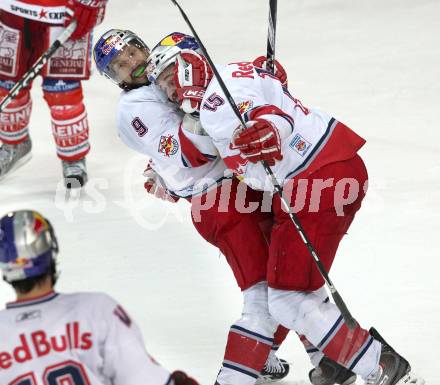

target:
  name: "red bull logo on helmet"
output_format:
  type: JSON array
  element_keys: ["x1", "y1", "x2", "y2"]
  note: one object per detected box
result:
[
  {"x1": 160, "y1": 32, "x2": 186, "y2": 46},
  {"x1": 102, "y1": 35, "x2": 122, "y2": 55},
  {"x1": 32, "y1": 212, "x2": 48, "y2": 235},
  {"x1": 15, "y1": 257, "x2": 30, "y2": 267}
]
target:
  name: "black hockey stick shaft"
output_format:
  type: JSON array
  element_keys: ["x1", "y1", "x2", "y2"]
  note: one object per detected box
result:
[
  {"x1": 170, "y1": 0, "x2": 246, "y2": 128},
  {"x1": 0, "y1": 21, "x2": 77, "y2": 113},
  {"x1": 171, "y1": 0, "x2": 356, "y2": 330},
  {"x1": 266, "y1": 0, "x2": 278, "y2": 73},
  {"x1": 263, "y1": 1, "x2": 355, "y2": 329}
]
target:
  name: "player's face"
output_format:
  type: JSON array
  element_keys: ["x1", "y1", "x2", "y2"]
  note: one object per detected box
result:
[
  {"x1": 157, "y1": 65, "x2": 178, "y2": 102},
  {"x1": 110, "y1": 45, "x2": 150, "y2": 86}
]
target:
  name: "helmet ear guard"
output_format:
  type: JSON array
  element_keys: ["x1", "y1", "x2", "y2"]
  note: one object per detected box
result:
[{"x1": 174, "y1": 49, "x2": 213, "y2": 114}]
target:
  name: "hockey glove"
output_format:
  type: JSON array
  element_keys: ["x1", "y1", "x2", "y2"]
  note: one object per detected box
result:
[
  {"x1": 253, "y1": 56, "x2": 288, "y2": 88},
  {"x1": 169, "y1": 371, "x2": 200, "y2": 385},
  {"x1": 174, "y1": 49, "x2": 213, "y2": 114},
  {"x1": 143, "y1": 162, "x2": 180, "y2": 203},
  {"x1": 231, "y1": 119, "x2": 283, "y2": 166},
  {"x1": 65, "y1": 0, "x2": 107, "y2": 40}
]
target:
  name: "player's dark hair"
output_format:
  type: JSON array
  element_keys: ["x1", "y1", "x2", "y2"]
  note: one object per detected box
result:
[{"x1": 6, "y1": 260, "x2": 58, "y2": 294}]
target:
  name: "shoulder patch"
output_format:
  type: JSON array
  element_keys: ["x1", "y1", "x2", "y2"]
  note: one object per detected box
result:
[
  {"x1": 237, "y1": 100, "x2": 254, "y2": 115},
  {"x1": 289, "y1": 134, "x2": 312, "y2": 157},
  {"x1": 158, "y1": 135, "x2": 179, "y2": 157}
]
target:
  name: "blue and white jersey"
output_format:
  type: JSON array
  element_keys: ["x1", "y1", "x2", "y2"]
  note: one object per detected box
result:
[
  {"x1": 117, "y1": 84, "x2": 231, "y2": 198},
  {"x1": 0, "y1": 291, "x2": 170, "y2": 385}
]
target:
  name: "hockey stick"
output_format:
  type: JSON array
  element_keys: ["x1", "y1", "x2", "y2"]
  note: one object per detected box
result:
[
  {"x1": 0, "y1": 21, "x2": 77, "y2": 113},
  {"x1": 263, "y1": 1, "x2": 356, "y2": 330},
  {"x1": 266, "y1": 0, "x2": 278, "y2": 74},
  {"x1": 170, "y1": 0, "x2": 356, "y2": 330}
]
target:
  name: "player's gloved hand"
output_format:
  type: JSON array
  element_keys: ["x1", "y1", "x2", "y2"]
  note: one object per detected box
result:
[
  {"x1": 174, "y1": 49, "x2": 213, "y2": 114},
  {"x1": 253, "y1": 56, "x2": 288, "y2": 88},
  {"x1": 231, "y1": 119, "x2": 283, "y2": 166},
  {"x1": 169, "y1": 371, "x2": 200, "y2": 385},
  {"x1": 143, "y1": 162, "x2": 179, "y2": 203},
  {"x1": 65, "y1": 0, "x2": 107, "y2": 40}
]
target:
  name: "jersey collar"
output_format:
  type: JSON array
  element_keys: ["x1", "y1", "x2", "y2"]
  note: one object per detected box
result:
[{"x1": 6, "y1": 291, "x2": 59, "y2": 309}]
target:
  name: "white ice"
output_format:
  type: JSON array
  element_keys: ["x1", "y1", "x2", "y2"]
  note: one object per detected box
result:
[{"x1": 1, "y1": 0, "x2": 439, "y2": 384}]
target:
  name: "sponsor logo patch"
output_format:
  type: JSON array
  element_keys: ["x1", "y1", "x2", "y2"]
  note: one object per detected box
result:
[
  {"x1": 16, "y1": 310, "x2": 41, "y2": 323},
  {"x1": 158, "y1": 135, "x2": 179, "y2": 157},
  {"x1": 289, "y1": 134, "x2": 311, "y2": 157}
]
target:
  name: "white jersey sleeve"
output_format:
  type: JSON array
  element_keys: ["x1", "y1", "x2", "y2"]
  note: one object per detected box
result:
[
  {"x1": 96, "y1": 294, "x2": 170, "y2": 385},
  {"x1": 116, "y1": 84, "x2": 230, "y2": 198},
  {"x1": 0, "y1": 291, "x2": 170, "y2": 385}
]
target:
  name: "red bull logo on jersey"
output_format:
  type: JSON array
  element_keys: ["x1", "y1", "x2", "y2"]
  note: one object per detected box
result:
[
  {"x1": 158, "y1": 135, "x2": 179, "y2": 157},
  {"x1": 289, "y1": 133, "x2": 312, "y2": 157},
  {"x1": 0, "y1": 322, "x2": 92, "y2": 370},
  {"x1": 237, "y1": 100, "x2": 254, "y2": 115}
]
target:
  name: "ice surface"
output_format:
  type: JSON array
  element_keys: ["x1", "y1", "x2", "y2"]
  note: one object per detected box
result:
[{"x1": 1, "y1": 0, "x2": 439, "y2": 383}]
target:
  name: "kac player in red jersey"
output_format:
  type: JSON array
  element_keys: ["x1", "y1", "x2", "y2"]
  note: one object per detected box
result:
[{"x1": 0, "y1": 0, "x2": 107, "y2": 188}]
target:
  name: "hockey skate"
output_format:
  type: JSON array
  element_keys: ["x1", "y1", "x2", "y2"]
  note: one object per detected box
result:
[
  {"x1": 365, "y1": 328, "x2": 425, "y2": 385},
  {"x1": 256, "y1": 352, "x2": 290, "y2": 384},
  {"x1": 0, "y1": 138, "x2": 32, "y2": 181},
  {"x1": 62, "y1": 158, "x2": 88, "y2": 189},
  {"x1": 309, "y1": 357, "x2": 356, "y2": 385}
]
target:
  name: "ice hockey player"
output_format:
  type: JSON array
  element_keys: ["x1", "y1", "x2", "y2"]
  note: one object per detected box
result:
[
  {"x1": 0, "y1": 0, "x2": 108, "y2": 188},
  {"x1": 93, "y1": 29, "x2": 297, "y2": 385},
  {"x1": 149, "y1": 45, "x2": 426, "y2": 385},
  {"x1": 0, "y1": 209, "x2": 201, "y2": 385},
  {"x1": 94, "y1": 29, "x2": 361, "y2": 385}
]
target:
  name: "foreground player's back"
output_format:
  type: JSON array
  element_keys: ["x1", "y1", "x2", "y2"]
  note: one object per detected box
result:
[{"x1": 0, "y1": 291, "x2": 170, "y2": 385}]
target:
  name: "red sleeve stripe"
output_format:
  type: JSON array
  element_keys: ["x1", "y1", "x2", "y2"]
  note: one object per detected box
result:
[
  {"x1": 178, "y1": 123, "x2": 211, "y2": 167},
  {"x1": 243, "y1": 104, "x2": 294, "y2": 131}
]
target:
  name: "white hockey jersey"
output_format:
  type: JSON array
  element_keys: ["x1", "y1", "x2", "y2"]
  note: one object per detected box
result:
[
  {"x1": 117, "y1": 83, "x2": 231, "y2": 198},
  {"x1": 200, "y1": 62, "x2": 365, "y2": 191},
  {"x1": 0, "y1": 291, "x2": 170, "y2": 385}
]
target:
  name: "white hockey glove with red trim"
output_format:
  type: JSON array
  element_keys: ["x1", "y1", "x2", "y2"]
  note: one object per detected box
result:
[
  {"x1": 174, "y1": 49, "x2": 213, "y2": 114},
  {"x1": 231, "y1": 119, "x2": 283, "y2": 166},
  {"x1": 143, "y1": 162, "x2": 179, "y2": 203}
]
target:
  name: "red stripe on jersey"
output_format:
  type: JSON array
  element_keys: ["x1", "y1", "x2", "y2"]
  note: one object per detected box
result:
[
  {"x1": 246, "y1": 104, "x2": 290, "y2": 122},
  {"x1": 322, "y1": 323, "x2": 370, "y2": 366},
  {"x1": 15, "y1": 0, "x2": 66, "y2": 5},
  {"x1": 178, "y1": 124, "x2": 210, "y2": 167},
  {"x1": 224, "y1": 330, "x2": 272, "y2": 371}
]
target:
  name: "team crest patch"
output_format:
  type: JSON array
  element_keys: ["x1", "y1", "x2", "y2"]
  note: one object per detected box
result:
[
  {"x1": 158, "y1": 135, "x2": 179, "y2": 157},
  {"x1": 237, "y1": 100, "x2": 253, "y2": 115},
  {"x1": 289, "y1": 134, "x2": 312, "y2": 157}
]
